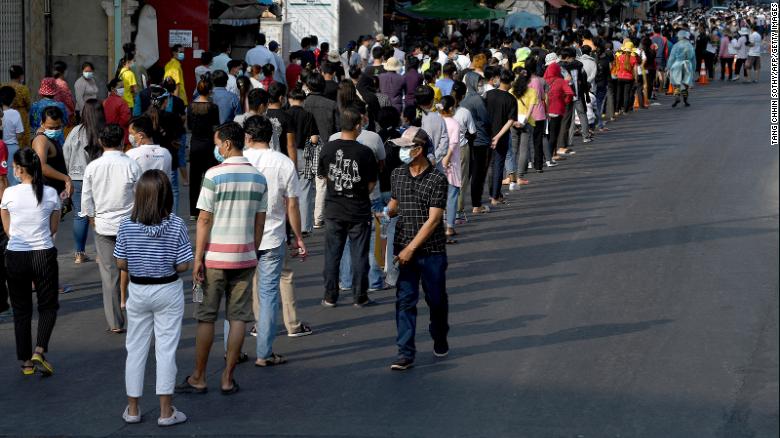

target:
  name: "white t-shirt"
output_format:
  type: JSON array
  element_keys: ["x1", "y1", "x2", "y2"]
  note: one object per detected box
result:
[
  {"x1": 453, "y1": 107, "x2": 476, "y2": 147},
  {"x1": 242, "y1": 147, "x2": 299, "y2": 250},
  {"x1": 748, "y1": 32, "x2": 761, "y2": 57},
  {"x1": 2, "y1": 108, "x2": 24, "y2": 146},
  {"x1": 1, "y1": 184, "x2": 60, "y2": 251},
  {"x1": 125, "y1": 144, "x2": 173, "y2": 182}
]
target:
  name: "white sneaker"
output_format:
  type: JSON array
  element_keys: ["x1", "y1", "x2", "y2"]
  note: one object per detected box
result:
[
  {"x1": 545, "y1": 161, "x2": 558, "y2": 168},
  {"x1": 508, "y1": 182, "x2": 518, "y2": 191},
  {"x1": 158, "y1": 406, "x2": 187, "y2": 427},
  {"x1": 527, "y1": 162, "x2": 533, "y2": 169},
  {"x1": 122, "y1": 406, "x2": 141, "y2": 424}
]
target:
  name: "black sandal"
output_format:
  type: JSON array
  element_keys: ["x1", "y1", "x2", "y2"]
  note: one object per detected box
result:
[
  {"x1": 220, "y1": 379, "x2": 240, "y2": 395},
  {"x1": 174, "y1": 376, "x2": 208, "y2": 394}
]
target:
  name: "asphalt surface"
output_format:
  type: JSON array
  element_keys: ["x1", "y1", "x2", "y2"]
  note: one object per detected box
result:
[{"x1": 0, "y1": 72, "x2": 777, "y2": 437}]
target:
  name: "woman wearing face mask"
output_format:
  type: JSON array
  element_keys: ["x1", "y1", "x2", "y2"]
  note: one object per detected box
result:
[
  {"x1": 74, "y1": 62, "x2": 99, "y2": 119},
  {"x1": 185, "y1": 77, "x2": 220, "y2": 220},
  {"x1": 63, "y1": 99, "x2": 105, "y2": 264},
  {"x1": 1, "y1": 148, "x2": 61, "y2": 377},
  {"x1": 117, "y1": 56, "x2": 138, "y2": 113}
]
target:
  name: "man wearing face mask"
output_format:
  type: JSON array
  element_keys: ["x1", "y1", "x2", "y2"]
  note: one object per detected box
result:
[
  {"x1": 164, "y1": 45, "x2": 188, "y2": 105},
  {"x1": 30, "y1": 78, "x2": 69, "y2": 140},
  {"x1": 103, "y1": 79, "x2": 132, "y2": 148},
  {"x1": 385, "y1": 126, "x2": 449, "y2": 371}
]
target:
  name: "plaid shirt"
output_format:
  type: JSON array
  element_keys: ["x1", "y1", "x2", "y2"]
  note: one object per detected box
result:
[
  {"x1": 391, "y1": 162, "x2": 448, "y2": 255},
  {"x1": 302, "y1": 138, "x2": 321, "y2": 180}
]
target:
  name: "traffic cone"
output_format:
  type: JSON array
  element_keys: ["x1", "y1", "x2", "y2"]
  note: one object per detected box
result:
[
  {"x1": 666, "y1": 80, "x2": 674, "y2": 95},
  {"x1": 697, "y1": 61, "x2": 709, "y2": 85},
  {"x1": 633, "y1": 94, "x2": 640, "y2": 110}
]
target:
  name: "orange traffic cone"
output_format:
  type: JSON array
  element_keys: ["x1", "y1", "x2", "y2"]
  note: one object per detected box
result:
[
  {"x1": 633, "y1": 94, "x2": 640, "y2": 110},
  {"x1": 666, "y1": 81, "x2": 674, "y2": 95},
  {"x1": 697, "y1": 61, "x2": 709, "y2": 85}
]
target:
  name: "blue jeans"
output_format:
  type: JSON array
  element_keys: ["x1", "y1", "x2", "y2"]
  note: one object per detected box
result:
[
  {"x1": 255, "y1": 244, "x2": 285, "y2": 360},
  {"x1": 446, "y1": 185, "x2": 460, "y2": 228},
  {"x1": 6, "y1": 143, "x2": 18, "y2": 185},
  {"x1": 396, "y1": 253, "x2": 448, "y2": 359},
  {"x1": 171, "y1": 171, "x2": 179, "y2": 217},
  {"x1": 489, "y1": 137, "x2": 509, "y2": 200},
  {"x1": 71, "y1": 180, "x2": 89, "y2": 252}
]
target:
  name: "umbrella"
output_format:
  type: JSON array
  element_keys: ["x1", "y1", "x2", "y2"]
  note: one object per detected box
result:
[
  {"x1": 401, "y1": 0, "x2": 507, "y2": 20},
  {"x1": 503, "y1": 11, "x2": 545, "y2": 32}
]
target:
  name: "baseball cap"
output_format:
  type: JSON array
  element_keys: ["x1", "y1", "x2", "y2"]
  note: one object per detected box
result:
[
  {"x1": 389, "y1": 36, "x2": 400, "y2": 45},
  {"x1": 391, "y1": 126, "x2": 429, "y2": 147}
]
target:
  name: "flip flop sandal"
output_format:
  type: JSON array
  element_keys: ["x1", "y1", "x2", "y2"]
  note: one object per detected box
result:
[
  {"x1": 255, "y1": 353, "x2": 287, "y2": 367},
  {"x1": 21, "y1": 365, "x2": 35, "y2": 376},
  {"x1": 220, "y1": 379, "x2": 240, "y2": 395},
  {"x1": 224, "y1": 352, "x2": 249, "y2": 364},
  {"x1": 446, "y1": 238, "x2": 458, "y2": 244},
  {"x1": 31, "y1": 353, "x2": 53, "y2": 376},
  {"x1": 174, "y1": 376, "x2": 208, "y2": 394}
]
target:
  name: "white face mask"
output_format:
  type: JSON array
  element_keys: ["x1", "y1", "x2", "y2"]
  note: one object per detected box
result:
[
  {"x1": 116, "y1": 87, "x2": 124, "y2": 96},
  {"x1": 128, "y1": 133, "x2": 137, "y2": 147}
]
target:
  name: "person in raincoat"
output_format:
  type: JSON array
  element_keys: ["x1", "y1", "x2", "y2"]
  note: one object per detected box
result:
[{"x1": 667, "y1": 29, "x2": 696, "y2": 108}]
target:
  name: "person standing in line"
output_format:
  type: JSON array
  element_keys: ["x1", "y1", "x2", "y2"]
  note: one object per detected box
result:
[
  {"x1": 126, "y1": 116, "x2": 173, "y2": 182},
  {"x1": 175, "y1": 122, "x2": 267, "y2": 395},
  {"x1": 507, "y1": 70, "x2": 538, "y2": 191},
  {"x1": 52, "y1": 62, "x2": 75, "y2": 128},
  {"x1": 81, "y1": 124, "x2": 142, "y2": 333},
  {"x1": 115, "y1": 170, "x2": 191, "y2": 427},
  {"x1": 117, "y1": 56, "x2": 139, "y2": 116},
  {"x1": 186, "y1": 78, "x2": 220, "y2": 220},
  {"x1": 245, "y1": 33, "x2": 277, "y2": 72},
  {"x1": 732, "y1": 28, "x2": 749, "y2": 82},
  {"x1": 211, "y1": 42, "x2": 232, "y2": 74},
  {"x1": 485, "y1": 70, "x2": 516, "y2": 207},
  {"x1": 746, "y1": 24, "x2": 762, "y2": 83},
  {"x1": 265, "y1": 83, "x2": 296, "y2": 160},
  {"x1": 30, "y1": 78, "x2": 69, "y2": 141},
  {"x1": 63, "y1": 99, "x2": 105, "y2": 264},
  {"x1": 74, "y1": 62, "x2": 99, "y2": 118},
  {"x1": 4, "y1": 66, "x2": 31, "y2": 149},
  {"x1": 449, "y1": 81, "x2": 476, "y2": 221},
  {"x1": 1, "y1": 148, "x2": 61, "y2": 376},
  {"x1": 234, "y1": 88, "x2": 269, "y2": 127},
  {"x1": 385, "y1": 127, "x2": 449, "y2": 371},
  {"x1": 460, "y1": 71, "x2": 492, "y2": 215},
  {"x1": 286, "y1": 87, "x2": 319, "y2": 235},
  {"x1": 104, "y1": 79, "x2": 132, "y2": 145},
  {"x1": 164, "y1": 45, "x2": 188, "y2": 105},
  {"x1": 1, "y1": 87, "x2": 25, "y2": 185},
  {"x1": 304, "y1": 73, "x2": 339, "y2": 229},
  {"x1": 210, "y1": 71, "x2": 241, "y2": 124},
  {"x1": 667, "y1": 29, "x2": 696, "y2": 108},
  {"x1": 242, "y1": 116, "x2": 310, "y2": 367},
  {"x1": 194, "y1": 51, "x2": 213, "y2": 81},
  {"x1": 0, "y1": 117, "x2": 9, "y2": 318},
  {"x1": 719, "y1": 29, "x2": 733, "y2": 81},
  {"x1": 439, "y1": 97, "x2": 462, "y2": 243},
  {"x1": 268, "y1": 41, "x2": 287, "y2": 86},
  {"x1": 318, "y1": 106, "x2": 378, "y2": 308},
  {"x1": 31, "y1": 107, "x2": 73, "y2": 207},
  {"x1": 544, "y1": 62, "x2": 574, "y2": 165},
  {"x1": 414, "y1": 86, "x2": 449, "y2": 167}
]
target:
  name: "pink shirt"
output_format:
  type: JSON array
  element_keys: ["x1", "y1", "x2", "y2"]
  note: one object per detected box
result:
[
  {"x1": 719, "y1": 36, "x2": 730, "y2": 58},
  {"x1": 443, "y1": 116, "x2": 461, "y2": 188},
  {"x1": 529, "y1": 76, "x2": 547, "y2": 122}
]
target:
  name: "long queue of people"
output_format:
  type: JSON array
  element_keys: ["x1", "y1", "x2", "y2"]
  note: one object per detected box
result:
[{"x1": 0, "y1": 2, "x2": 767, "y2": 427}]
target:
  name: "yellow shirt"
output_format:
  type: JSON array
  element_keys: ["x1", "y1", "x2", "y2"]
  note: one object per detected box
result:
[
  {"x1": 164, "y1": 58, "x2": 188, "y2": 105},
  {"x1": 512, "y1": 87, "x2": 538, "y2": 127},
  {"x1": 119, "y1": 67, "x2": 137, "y2": 108},
  {"x1": 428, "y1": 84, "x2": 442, "y2": 106}
]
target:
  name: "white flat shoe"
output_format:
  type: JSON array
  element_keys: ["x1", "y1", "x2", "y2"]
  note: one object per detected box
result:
[
  {"x1": 158, "y1": 406, "x2": 187, "y2": 427},
  {"x1": 122, "y1": 406, "x2": 141, "y2": 424}
]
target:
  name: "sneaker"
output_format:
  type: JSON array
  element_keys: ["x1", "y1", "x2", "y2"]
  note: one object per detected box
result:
[
  {"x1": 508, "y1": 182, "x2": 518, "y2": 191},
  {"x1": 313, "y1": 222, "x2": 324, "y2": 229},
  {"x1": 527, "y1": 162, "x2": 533, "y2": 169},
  {"x1": 339, "y1": 284, "x2": 351, "y2": 291},
  {"x1": 122, "y1": 406, "x2": 142, "y2": 424},
  {"x1": 434, "y1": 340, "x2": 450, "y2": 358},
  {"x1": 74, "y1": 252, "x2": 90, "y2": 264},
  {"x1": 353, "y1": 298, "x2": 377, "y2": 308},
  {"x1": 249, "y1": 325, "x2": 257, "y2": 337},
  {"x1": 583, "y1": 138, "x2": 592, "y2": 144},
  {"x1": 390, "y1": 357, "x2": 414, "y2": 371},
  {"x1": 321, "y1": 299, "x2": 337, "y2": 308},
  {"x1": 545, "y1": 161, "x2": 558, "y2": 168},
  {"x1": 157, "y1": 406, "x2": 187, "y2": 427},
  {"x1": 288, "y1": 324, "x2": 313, "y2": 338}
]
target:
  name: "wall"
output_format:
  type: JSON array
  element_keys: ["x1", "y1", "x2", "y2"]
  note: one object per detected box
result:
[
  {"x1": 338, "y1": 0, "x2": 383, "y2": 49},
  {"x1": 287, "y1": 0, "x2": 340, "y2": 51},
  {"x1": 25, "y1": 0, "x2": 46, "y2": 92},
  {"x1": 51, "y1": 0, "x2": 109, "y2": 99},
  {"x1": 0, "y1": 0, "x2": 26, "y2": 83}
]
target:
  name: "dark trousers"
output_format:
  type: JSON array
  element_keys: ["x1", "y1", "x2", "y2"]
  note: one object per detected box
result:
[
  {"x1": 547, "y1": 116, "x2": 563, "y2": 154},
  {"x1": 0, "y1": 239, "x2": 9, "y2": 313},
  {"x1": 645, "y1": 70, "x2": 657, "y2": 99},
  {"x1": 469, "y1": 145, "x2": 491, "y2": 208},
  {"x1": 189, "y1": 147, "x2": 218, "y2": 217},
  {"x1": 720, "y1": 57, "x2": 733, "y2": 80},
  {"x1": 6, "y1": 248, "x2": 59, "y2": 360},
  {"x1": 323, "y1": 219, "x2": 371, "y2": 304},
  {"x1": 704, "y1": 52, "x2": 715, "y2": 78},
  {"x1": 489, "y1": 137, "x2": 509, "y2": 201},
  {"x1": 532, "y1": 119, "x2": 546, "y2": 169},
  {"x1": 395, "y1": 253, "x2": 448, "y2": 359},
  {"x1": 558, "y1": 104, "x2": 573, "y2": 147},
  {"x1": 616, "y1": 79, "x2": 634, "y2": 113},
  {"x1": 734, "y1": 58, "x2": 747, "y2": 78}
]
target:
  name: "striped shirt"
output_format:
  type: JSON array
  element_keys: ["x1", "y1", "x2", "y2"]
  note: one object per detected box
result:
[
  {"x1": 113, "y1": 215, "x2": 194, "y2": 278},
  {"x1": 196, "y1": 156, "x2": 268, "y2": 269}
]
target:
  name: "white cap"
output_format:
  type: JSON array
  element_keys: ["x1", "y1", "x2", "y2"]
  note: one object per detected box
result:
[{"x1": 389, "y1": 36, "x2": 400, "y2": 45}]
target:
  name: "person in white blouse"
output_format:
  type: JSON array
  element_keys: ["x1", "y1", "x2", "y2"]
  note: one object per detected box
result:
[
  {"x1": 81, "y1": 124, "x2": 142, "y2": 333},
  {"x1": 0, "y1": 148, "x2": 61, "y2": 376}
]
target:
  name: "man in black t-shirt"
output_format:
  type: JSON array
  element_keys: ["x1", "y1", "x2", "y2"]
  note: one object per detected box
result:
[
  {"x1": 265, "y1": 82, "x2": 296, "y2": 162},
  {"x1": 317, "y1": 106, "x2": 378, "y2": 307},
  {"x1": 484, "y1": 69, "x2": 516, "y2": 205}
]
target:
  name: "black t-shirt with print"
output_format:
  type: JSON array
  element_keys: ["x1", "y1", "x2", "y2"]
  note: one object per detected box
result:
[
  {"x1": 485, "y1": 88, "x2": 517, "y2": 146},
  {"x1": 266, "y1": 108, "x2": 292, "y2": 156},
  {"x1": 287, "y1": 105, "x2": 319, "y2": 150},
  {"x1": 317, "y1": 139, "x2": 378, "y2": 222}
]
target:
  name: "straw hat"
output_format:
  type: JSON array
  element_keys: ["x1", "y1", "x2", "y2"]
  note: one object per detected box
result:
[
  {"x1": 327, "y1": 50, "x2": 341, "y2": 63},
  {"x1": 384, "y1": 57, "x2": 402, "y2": 72}
]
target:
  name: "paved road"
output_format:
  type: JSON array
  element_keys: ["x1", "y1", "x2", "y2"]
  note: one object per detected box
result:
[{"x1": 0, "y1": 75, "x2": 777, "y2": 437}]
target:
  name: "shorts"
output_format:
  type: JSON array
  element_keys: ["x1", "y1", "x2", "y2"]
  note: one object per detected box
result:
[
  {"x1": 194, "y1": 267, "x2": 255, "y2": 322},
  {"x1": 747, "y1": 56, "x2": 761, "y2": 70}
]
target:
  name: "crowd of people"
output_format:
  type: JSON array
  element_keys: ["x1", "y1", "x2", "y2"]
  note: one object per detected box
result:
[{"x1": 0, "y1": 1, "x2": 767, "y2": 427}]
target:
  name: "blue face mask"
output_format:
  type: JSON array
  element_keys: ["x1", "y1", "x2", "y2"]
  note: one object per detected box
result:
[
  {"x1": 213, "y1": 145, "x2": 225, "y2": 163},
  {"x1": 177, "y1": 52, "x2": 185, "y2": 61},
  {"x1": 399, "y1": 147, "x2": 414, "y2": 164},
  {"x1": 43, "y1": 129, "x2": 61, "y2": 140}
]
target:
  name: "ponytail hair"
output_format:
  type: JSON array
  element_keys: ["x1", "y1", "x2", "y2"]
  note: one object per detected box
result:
[{"x1": 14, "y1": 148, "x2": 45, "y2": 204}]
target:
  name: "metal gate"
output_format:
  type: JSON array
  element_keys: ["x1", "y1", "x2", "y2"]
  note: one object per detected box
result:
[{"x1": 0, "y1": 0, "x2": 25, "y2": 82}]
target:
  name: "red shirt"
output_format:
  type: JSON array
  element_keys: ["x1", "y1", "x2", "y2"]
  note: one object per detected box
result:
[
  {"x1": 103, "y1": 94, "x2": 131, "y2": 145},
  {"x1": 286, "y1": 63, "x2": 302, "y2": 89},
  {"x1": 0, "y1": 140, "x2": 8, "y2": 176}
]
